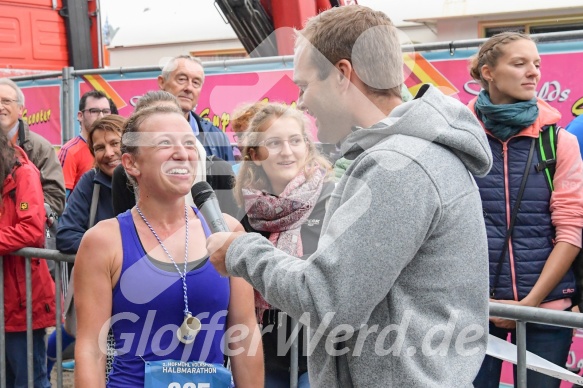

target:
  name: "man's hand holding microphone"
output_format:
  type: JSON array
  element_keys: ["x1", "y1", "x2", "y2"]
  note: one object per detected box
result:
[{"x1": 192, "y1": 181, "x2": 245, "y2": 276}]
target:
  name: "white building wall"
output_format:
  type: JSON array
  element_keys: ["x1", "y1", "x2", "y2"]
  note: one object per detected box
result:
[
  {"x1": 434, "y1": 19, "x2": 478, "y2": 41},
  {"x1": 104, "y1": 1, "x2": 583, "y2": 68},
  {"x1": 108, "y1": 39, "x2": 243, "y2": 68}
]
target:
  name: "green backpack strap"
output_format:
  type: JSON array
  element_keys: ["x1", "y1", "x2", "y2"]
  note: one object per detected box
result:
[
  {"x1": 537, "y1": 124, "x2": 583, "y2": 310},
  {"x1": 535, "y1": 124, "x2": 559, "y2": 191}
]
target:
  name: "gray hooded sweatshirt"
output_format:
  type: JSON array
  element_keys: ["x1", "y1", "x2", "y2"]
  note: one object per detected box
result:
[{"x1": 226, "y1": 85, "x2": 493, "y2": 387}]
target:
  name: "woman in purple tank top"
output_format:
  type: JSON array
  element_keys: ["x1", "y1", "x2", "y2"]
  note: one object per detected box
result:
[{"x1": 73, "y1": 104, "x2": 264, "y2": 387}]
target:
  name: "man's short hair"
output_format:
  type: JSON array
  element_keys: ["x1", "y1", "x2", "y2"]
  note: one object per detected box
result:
[
  {"x1": 297, "y1": 5, "x2": 404, "y2": 98},
  {"x1": 78, "y1": 90, "x2": 108, "y2": 112},
  {"x1": 107, "y1": 97, "x2": 119, "y2": 114},
  {"x1": 160, "y1": 55, "x2": 205, "y2": 82},
  {"x1": 0, "y1": 78, "x2": 25, "y2": 106}
]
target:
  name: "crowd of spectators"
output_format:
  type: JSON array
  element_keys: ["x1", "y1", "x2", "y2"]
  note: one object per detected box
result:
[{"x1": 2, "y1": 5, "x2": 583, "y2": 386}]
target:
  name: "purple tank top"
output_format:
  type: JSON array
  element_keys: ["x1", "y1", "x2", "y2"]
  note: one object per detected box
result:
[{"x1": 107, "y1": 208, "x2": 230, "y2": 387}]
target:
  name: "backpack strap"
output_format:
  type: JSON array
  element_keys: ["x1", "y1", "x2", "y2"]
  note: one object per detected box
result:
[
  {"x1": 491, "y1": 137, "x2": 536, "y2": 298},
  {"x1": 535, "y1": 124, "x2": 559, "y2": 192},
  {"x1": 88, "y1": 182, "x2": 100, "y2": 229},
  {"x1": 206, "y1": 155, "x2": 215, "y2": 176}
]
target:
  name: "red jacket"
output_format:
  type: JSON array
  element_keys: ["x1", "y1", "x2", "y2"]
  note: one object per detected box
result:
[{"x1": 0, "y1": 146, "x2": 55, "y2": 332}]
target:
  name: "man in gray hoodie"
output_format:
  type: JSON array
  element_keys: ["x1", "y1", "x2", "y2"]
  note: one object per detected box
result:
[{"x1": 208, "y1": 5, "x2": 493, "y2": 387}]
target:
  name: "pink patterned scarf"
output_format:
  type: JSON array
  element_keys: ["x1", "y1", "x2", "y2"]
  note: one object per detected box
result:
[{"x1": 243, "y1": 167, "x2": 326, "y2": 322}]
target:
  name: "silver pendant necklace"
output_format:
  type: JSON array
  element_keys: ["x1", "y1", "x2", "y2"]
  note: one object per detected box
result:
[{"x1": 136, "y1": 205, "x2": 201, "y2": 344}]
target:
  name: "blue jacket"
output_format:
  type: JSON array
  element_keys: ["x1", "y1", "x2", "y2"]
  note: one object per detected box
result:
[
  {"x1": 475, "y1": 135, "x2": 575, "y2": 302},
  {"x1": 56, "y1": 168, "x2": 113, "y2": 254},
  {"x1": 567, "y1": 114, "x2": 583, "y2": 158},
  {"x1": 189, "y1": 112, "x2": 235, "y2": 162}
]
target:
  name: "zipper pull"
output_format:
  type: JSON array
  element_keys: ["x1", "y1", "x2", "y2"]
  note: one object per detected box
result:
[{"x1": 502, "y1": 142, "x2": 508, "y2": 157}]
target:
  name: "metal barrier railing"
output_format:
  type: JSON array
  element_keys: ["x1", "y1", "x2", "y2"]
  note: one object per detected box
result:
[
  {"x1": 489, "y1": 303, "x2": 583, "y2": 387},
  {"x1": 2, "y1": 247, "x2": 583, "y2": 388},
  {"x1": 0, "y1": 248, "x2": 74, "y2": 388}
]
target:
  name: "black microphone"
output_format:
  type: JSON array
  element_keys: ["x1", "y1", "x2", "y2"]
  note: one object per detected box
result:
[{"x1": 191, "y1": 181, "x2": 230, "y2": 233}]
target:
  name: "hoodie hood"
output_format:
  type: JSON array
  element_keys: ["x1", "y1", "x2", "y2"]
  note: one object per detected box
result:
[{"x1": 341, "y1": 84, "x2": 493, "y2": 177}]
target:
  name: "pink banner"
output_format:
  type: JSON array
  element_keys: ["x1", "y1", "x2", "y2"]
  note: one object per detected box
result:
[
  {"x1": 78, "y1": 50, "x2": 583, "y2": 146},
  {"x1": 20, "y1": 84, "x2": 61, "y2": 145},
  {"x1": 430, "y1": 51, "x2": 583, "y2": 128},
  {"x1": 79, "y1": 70, "x2": 301, "y2": 142}
]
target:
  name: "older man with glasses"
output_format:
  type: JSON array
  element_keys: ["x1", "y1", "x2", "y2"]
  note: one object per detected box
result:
[
  {"x1": 58, "y1": 90, "x2": 115, "y2": 198},
  {"x1": 0, "y1": 78, "x2": 65, "y2": 216}
]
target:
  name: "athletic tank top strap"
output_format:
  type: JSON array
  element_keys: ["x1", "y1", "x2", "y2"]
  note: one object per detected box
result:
[
  {"x1": 116, "y1": 209, "x2": 142, "y2": 273},
  {"x1": 193, "y1": 206, "x2": 212, "y2": 238}
]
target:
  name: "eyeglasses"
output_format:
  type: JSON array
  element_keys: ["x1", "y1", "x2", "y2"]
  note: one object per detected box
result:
[
  {"x1": 82, "y1": 108, "x2": 112, "y2": 116},
  {"x1": 258, "y1": 135, "x2": 307, "y2": 153},
  {"x1": 0, "y1": 98, "x2": 18, "y2": 106}
]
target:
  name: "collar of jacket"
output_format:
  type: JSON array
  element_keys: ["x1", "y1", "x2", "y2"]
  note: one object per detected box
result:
[
  {"x1": 92, "y1": 168, "x2": 113, "y2": 189},
  {"x1": 17, "y1": 119, "x2": 33, "y2": 153}
]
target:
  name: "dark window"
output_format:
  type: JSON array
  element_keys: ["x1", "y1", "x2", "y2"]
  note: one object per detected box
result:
[
  {"x1": 530, "y1": 23, "x2": 583, "y2": 34},
  {"x1": 485, "y1": 26, "x2": 526, "y2": 37}
]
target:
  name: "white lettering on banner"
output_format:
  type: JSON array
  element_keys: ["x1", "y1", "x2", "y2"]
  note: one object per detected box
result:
[
  {"x1": 130, "y1": 95, "x2": 142, "y2": 107},
  {"x1": 536, "y1": 81, "x2": 570, "y2": 102},
  {"x1": 167, "y1": 383, "x2": 210, "y2": 388},
  {"x1": 463, "y1": 80, "x2": 571, "y2": 103},
  {"x1": 463, "y1": 80, "x2": 481, "y2": 96}
]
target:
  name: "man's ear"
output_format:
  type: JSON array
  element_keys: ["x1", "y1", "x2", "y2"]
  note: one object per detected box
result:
[
  {"x1": 76, "y1": 111, "x2": 83, "y2": 124},
  {"x1": 335, "y1": 59, "x2": 353, "y2": 89},
  {"x1": 121, "y1": 153, "x2": 140, "y2": 179},
  {"x1": 157, "y1": 75, "x2": 166, "y2": 91},
  {"x1": 17, "y1": 104, "x2": 24, "y2": 118}
]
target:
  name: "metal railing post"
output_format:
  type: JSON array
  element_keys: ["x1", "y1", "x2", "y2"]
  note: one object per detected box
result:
[
  {"x1": 55, "y1": 260, "x2": 63, "y2": 387},
  {"x1": 61, "y1": 67, "x2": 70, "y2": 143},
  {"x1": 0, "y1": 256, "x2": 5, "y2": 388},
  {"x1": 25, "y1": 258, "x2": 33, "y2": 387},
  {"x1": 290, "y1": 317, "x2": 299, "y2": 388},
  {"x1": 516, "y1": 321, "x2": 527, "y2": 388},
  {"x1": 61, "y1": 66, "x2": 76, "y2": 142},
  {"x1": 67, "y1": 66, "x2": 76, "y2": 142}
]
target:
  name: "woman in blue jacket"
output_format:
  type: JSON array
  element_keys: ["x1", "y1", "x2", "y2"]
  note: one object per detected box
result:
[
  {"x1": 47, "y1": 114, "x2": 126, "y2": 377},
  {"x1": 468, "y1": 32, "x2": 583, "y2": 388}
]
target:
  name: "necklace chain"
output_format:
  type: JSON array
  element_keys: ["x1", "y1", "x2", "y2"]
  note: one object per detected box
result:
[{"x1": 136, "y1": 205, "x2": 191, "y2": 317}]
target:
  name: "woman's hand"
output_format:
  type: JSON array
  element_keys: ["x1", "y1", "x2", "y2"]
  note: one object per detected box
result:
[{"x1": 489, "y1": 299, "x2": 523, "y2": 329}]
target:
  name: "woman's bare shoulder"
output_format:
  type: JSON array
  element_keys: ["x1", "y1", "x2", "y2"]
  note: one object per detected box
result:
[{"x1": 78, "y1": 218, "x2": 122, "y2": 262}]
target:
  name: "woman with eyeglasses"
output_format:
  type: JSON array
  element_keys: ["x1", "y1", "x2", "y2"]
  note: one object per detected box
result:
[{"x1": 235, "y1": 102, "x2": 334, "y2": 388}]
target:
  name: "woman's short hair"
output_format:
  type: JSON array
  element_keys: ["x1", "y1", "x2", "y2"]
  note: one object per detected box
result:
[{"x1": 87, "y1": 114, "x2": 126, "y2": 157}]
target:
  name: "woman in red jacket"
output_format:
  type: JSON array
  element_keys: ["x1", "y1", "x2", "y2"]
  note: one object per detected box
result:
[{"x1": 0, "y1": 129, "x2": 55, "y2": 388}]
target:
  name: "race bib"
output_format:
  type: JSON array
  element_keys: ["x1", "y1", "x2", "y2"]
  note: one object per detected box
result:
[{"x1": 144, "y1": 360, "x2": 233, "y2": 388}]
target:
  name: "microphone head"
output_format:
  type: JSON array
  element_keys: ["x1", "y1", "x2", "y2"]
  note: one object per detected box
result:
[{"x1": 191, "y1": 181, "x2": 216, "y2": 209}]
